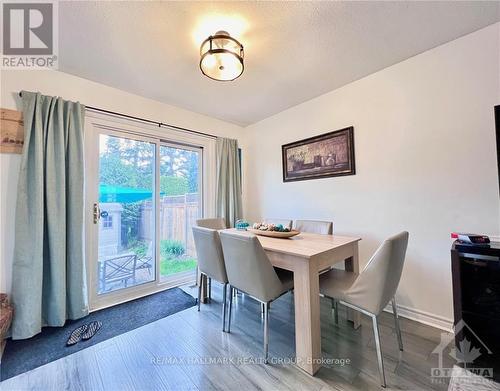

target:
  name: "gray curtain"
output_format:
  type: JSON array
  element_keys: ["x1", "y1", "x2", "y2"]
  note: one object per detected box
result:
[
  {"x1": 215, "y1": 138, "x2": 242, "y2": 228},
  {"x1": 11, "y1": 91, "x2": 88, "y2": 339}
]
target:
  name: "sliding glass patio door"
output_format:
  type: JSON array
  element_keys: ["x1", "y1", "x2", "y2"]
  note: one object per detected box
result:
[{"x1": 86, "y1": 122, "x2": 203, "y2": 310}]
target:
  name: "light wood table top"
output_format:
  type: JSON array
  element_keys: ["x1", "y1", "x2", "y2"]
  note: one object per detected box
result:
[
  {"x1": 229, "y1": 229, "x2": 360, "y2": 258},
  {"x1": 227, "y1": 229, "x2": 360, "y2": 258}
]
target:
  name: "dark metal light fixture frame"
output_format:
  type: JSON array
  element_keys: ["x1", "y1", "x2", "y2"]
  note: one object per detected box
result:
[{"x1": 199, "y1": 31, "x2": 244, "y2": 81}]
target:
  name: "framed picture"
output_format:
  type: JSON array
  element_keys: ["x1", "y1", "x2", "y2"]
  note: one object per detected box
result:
[{"x1": 282, "y1": 126, "x2": 355, "y2": 182}]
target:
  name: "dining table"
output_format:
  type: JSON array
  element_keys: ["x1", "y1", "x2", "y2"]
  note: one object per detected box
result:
[{"x1": 218, "y1": 228, "x2": 362, "y2": 376}]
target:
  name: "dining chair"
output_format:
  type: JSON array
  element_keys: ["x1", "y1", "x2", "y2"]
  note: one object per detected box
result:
[
  {"x1": 294, "y1": 220, "x2": 334, "y2": 279},
  {"x1": 263, "y1": 218, "x2": 292, "y2": 230},
  {"x1": 195, "y1": 218, "x2": 227, "y2": 300},
  {"x1": 196, "y1": 218, "x2": 227, "y2": 230},
  {"x1": 192, "y1": 226, "x2": 229, "y2": 331},
  {"x1": 319, "y1": 231, "x2": 409, "y2": 387},
  {"x1": 219, "y1": 230, "x2": 294, "y2": 363},
  {"x1": 294, "y1": 219, "x2": 333, "y2": 235}
]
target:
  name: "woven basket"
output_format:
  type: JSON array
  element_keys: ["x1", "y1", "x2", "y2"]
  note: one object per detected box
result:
[{"x1": 0, "y1": 293, "x2": 13, "y2": 339}]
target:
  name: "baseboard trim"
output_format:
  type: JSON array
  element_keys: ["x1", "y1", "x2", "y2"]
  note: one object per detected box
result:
[{"x1": 384, "y1": 303, "x2": 453, "y2": 332}]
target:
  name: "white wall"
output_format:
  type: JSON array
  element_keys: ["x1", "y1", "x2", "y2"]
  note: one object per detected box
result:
[
  {"x1": 0, "y1": 69, "x2": 243, "y2": 295},
  {"x1": 243, "y1": 23, "x2": 500, "y2": 329}
]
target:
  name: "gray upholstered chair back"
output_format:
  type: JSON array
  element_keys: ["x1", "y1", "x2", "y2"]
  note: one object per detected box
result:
[
  {"x1": 219, "y1": 231, "x2": 284, "y2": 302},
  {"x1": 192, "y1": 226, "x2": 228, "y2": 283},
  {"x1": 294, "y1": 220, "x2": 333, "y2": 235},
  {"x1": 263, "y1": 218, "x2": 292, "y2": 230},
  {"x1": 345, "y1": 231, "x2": 409, "y2": 315},
  {"x1": 196, "y1": 218, "x2": 226, "y2": 230}
]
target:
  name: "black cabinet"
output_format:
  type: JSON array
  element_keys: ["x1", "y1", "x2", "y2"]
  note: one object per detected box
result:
[{"x1": 451, "y1": 241, "x2": 500, "y2": 380}]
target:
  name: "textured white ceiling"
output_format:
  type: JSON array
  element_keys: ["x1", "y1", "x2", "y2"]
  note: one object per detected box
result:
[{"x1": 59, "y1": 1, "x2": 500, "y2": 126}]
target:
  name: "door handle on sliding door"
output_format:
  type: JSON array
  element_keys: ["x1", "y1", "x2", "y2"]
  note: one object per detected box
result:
[{"x1": 93, "y1": 203, "x2": 100, "y2": 224}]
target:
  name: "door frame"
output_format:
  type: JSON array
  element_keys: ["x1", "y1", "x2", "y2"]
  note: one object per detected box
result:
[{"x1": 84, "y1": 111, "x2": 216, "y2": 311}]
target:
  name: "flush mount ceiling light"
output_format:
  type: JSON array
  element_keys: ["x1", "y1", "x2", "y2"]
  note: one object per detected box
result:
[{"x1": 200, "y1": 30, "x2": 244, "y2": 81}]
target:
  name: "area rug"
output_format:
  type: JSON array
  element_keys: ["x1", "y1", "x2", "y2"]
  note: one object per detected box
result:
[{"x1": 0, "y1": 287, "x2": 196, "y2": 381}]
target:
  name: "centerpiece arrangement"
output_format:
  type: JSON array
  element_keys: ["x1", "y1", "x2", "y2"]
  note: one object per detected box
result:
[{"x1": 247, "y1": 222, "x2": 300, "y2": 238}]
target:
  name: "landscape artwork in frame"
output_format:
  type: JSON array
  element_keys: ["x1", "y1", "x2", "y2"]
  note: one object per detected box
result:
[{"x1": 282, "y1": 126, "x2": 355, "y2": 182}]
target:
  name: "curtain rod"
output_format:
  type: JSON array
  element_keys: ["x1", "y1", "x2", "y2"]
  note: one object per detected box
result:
[{"x1": 18, "y1": 91, "x2": 217, "y2": 139}]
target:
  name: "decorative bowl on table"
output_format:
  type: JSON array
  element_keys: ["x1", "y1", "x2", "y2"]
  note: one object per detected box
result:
[
  {"x1": 247, "y1": 222, "x2": 300, "y2": 238},
  {"x1": 235, "y1": 219, "x2": 250, "y2": 230}
]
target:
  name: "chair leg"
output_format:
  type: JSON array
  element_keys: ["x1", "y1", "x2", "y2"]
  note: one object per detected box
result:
[
  {"x1": 208, "y1": 277, "x2": 212, "y2": 302},
  {"x1": 227, "y1": 286, "x2": 233, "y2": 333},
  {"x1": 372, "y1": 314, "x2": 386, "y2": 388},
  {"x1": 392, "y1": 298, "x2": 403, "y2": 351},
  {"x1": 263, "y1": 302, "x2": 269, "y2": 364},
  {"x1": 331, "y1": 299, "x2": 339, "y2": 324},
  {"x1": 197, "y1": 273, "x2": 203, "y2": 311},
  {"x1": 222, "y1": 283, "x2": 228, "y2": 332}
]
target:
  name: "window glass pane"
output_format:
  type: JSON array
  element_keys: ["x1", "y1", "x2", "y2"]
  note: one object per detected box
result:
[
  {"x1": 97, "y1": 134, "x2": 156, "y2": 294},
  {"x1": 159, "y1": 145, "x2": 200, "y2": 282}
]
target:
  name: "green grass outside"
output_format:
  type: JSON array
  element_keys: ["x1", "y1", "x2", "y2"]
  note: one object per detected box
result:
[
  {"x1": 127, "y1": 239, "x2": 197, "y2": 277},
  {"x1": 160, "y1": 257, "x2": 197, "y2": 276}
]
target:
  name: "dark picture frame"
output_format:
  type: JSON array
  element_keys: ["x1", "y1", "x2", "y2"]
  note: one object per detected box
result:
[{"x1": 282, "y1": 126, "x2": 355, "y2": 182}]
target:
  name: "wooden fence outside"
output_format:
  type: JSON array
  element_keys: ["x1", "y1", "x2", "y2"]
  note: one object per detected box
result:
[{"x1": 139, "y1": 193, "x2": 200, "y2": 257}]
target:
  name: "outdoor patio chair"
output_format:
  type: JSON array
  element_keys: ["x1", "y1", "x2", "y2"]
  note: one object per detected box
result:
[
  {"x1": 100, "y1": 254, "x2": 138, "y2": 292},
  {"x1": 136, "y1": 242, "x2": 154, "y2": 275}
]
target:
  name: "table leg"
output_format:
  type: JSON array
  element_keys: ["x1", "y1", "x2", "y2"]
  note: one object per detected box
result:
[
  {"x1": 344, "y1": 243, "x2": 361, "y2": 329},
  {"x1": 293, "y1": 259, "x2": 322, "y2": 375}
]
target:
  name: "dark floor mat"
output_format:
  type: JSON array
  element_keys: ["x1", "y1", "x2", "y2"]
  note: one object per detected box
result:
[{"x1": 1, "y1": 287, "x2": 196, "y2": 381}]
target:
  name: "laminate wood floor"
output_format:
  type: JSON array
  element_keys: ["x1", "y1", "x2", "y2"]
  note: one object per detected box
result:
[{"x1": 1, "y1": 284, "x2": 455, "y2": 390}]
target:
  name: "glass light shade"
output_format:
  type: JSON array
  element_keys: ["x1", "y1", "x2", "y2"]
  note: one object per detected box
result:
[{"x1": 200, "y1": 31, "x2": 244, "y2": 81}]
